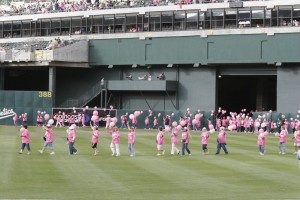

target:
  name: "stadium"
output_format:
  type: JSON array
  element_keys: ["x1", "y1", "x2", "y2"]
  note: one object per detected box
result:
[{"x1": 0, "y1": 0, "x2": 300, "y2": 199}]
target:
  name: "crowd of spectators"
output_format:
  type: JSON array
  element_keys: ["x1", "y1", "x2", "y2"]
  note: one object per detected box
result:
[{"x1": 0, "y1": 0, "x2": 270, "y2": 17}]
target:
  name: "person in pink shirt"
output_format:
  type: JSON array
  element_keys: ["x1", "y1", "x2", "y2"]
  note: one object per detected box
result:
[
  {"x1": 81, "y1": 113, "x2": 86, "y2": 128},
  {"x1": 144, "y1": 116, "x2": 150, "y2": 129},
  {"x1": 105, "y1": 115, "x2": 111, "y2": 129},
  {"x1": 171, "y1": 127, "x2": 180, "y2": 155},
  {"x1": 128, "y1": 125, "x2": 136, "y2": 156},
  {"x1": 90, "y1": 123, "x2": 100, "y2": 156},
  {"x1": 67, "y1": 125, "x2": 78, "y2": 155},
  {"x1": 257, "y1": 128, "x2": 266, "y2": 156},
  {"x1": 39, "y1": 124, "x2": 55, "y2": 155},
  {"x1": 181, "y1": 127, "x2": 192, "y2": 156},
  {"x1": 277, "y1": 126, "x2": 287, "y2": 154},
  {"x1": 109, "y1": 127, "x2": 120, "y2": 156},
  {"x1": 22, "y1": 113, "x2": 28, "y2": 126},
  {"x1": 13, "y1": 113, "x2": 18, "y2": 127},
  {"x1": 153, "y1": 117, "x2": 158, "y2": 129},
  {"x1": 55, "y1": 114, "x2": 62, "y2": 127},
  {"x1": 156, "y1": 127, "x2": 165, "y2": 156},
  {"x1": 36, "y1": 113, "x2": 43, "y2": 127},
  {"x1": 61, "y1": 112, "x2": 66, "y2": 127},
  {"x1": 201, "y1": 127, "x2": 210, "y2": 154},
  {"x1": 292, "y1": 126, "x2": 300, "y2": 154},
  {"x1": 216, "y1": 127, "x2": 228, "y2": 155},
  {"x1": 19, "y1": 125, "x2": 31, "y2": 154},
  {"x1": 132, "y1": 117, "x2": 138, "y2": 129}
]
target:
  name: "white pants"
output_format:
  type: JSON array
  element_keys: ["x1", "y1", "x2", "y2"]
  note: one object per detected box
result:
[
  {"x1": 171, "y1": 143, "x2": 180, "y2": 154},
  {"x1": 110, "y1": 143, "x2": 120, "y2": 156}
]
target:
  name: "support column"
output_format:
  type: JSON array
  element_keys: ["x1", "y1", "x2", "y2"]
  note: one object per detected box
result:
[
  {"x1": 49, "y1": 67, "x2": 56, "y2": 106},
  {"x1": 0, "y1": 68, "x2": 4, "y2": 90},
  {"x1": 256, "y1": 78, "x2": 263, "y2": 111}
]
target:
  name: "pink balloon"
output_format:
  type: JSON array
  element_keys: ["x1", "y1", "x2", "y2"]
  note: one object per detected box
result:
[
  {"x1": 93, "y1": 111, "x2": 98, "y2": 116},
  {"x1": 209, "y1": 124, "x2": 214, "y2": 130},
  {"x1": 180, "y1": 120, "x2": 186, "y2": 126},
  {"x1": 134, "y1": 111, "x2": 141, "y2": 117},
  {"x1": 91, "y1": 115, "x2": 97, "y2": 122},
  {"x1": 195, "y1": 114, "x2": 201, "y2": 120},
  {"x1": 94, "y1": 106, "x2": 98, "y2": 110},
  {"x1": 158, "y1": 113, "x2": 161, "y2": 117},
  {"x1": 109, "y1": 122, "x2": 115, "y2": 127},
  {"x1": 112, "y1": 117, "x2": 118, "y2": 123},
  {"x1": 165, "y1": 127, "x2": 171, "y2": 132},
  {"x1": 172, "y1": 121, "x2": 178, "y2": 127},
  {"x1": 232, "y1": 124, "x2": 236, "y2": 130},
  {"x1": 129, "y1": 114, "x2": 135, "y2": 120},
  {"x1": 176, "y1": 125, "x2": 182, "y2": 130},
  {"x1": 44, "y1": 114, "x2": 50, "y2": 121}
]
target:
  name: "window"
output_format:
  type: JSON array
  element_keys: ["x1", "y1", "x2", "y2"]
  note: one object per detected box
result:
[
  {"x1": 174, "y1": 11, "x2": 185, "y2": 30},
  {"x1": 104, "y1": 15, "x2": 114, "y2": 33},
  {"x1": 51, "y1": 19, "x2": 61, "y2": 36},
  {"x1": 22, "y1": 21, "x2": 31, "y2": 37},
  {"x1": 92, "y1": 16, "x2": 103, "y2": 34},
  {"x1": 71, "y1": 17, "x2": 82, "y2": 35},
  {"x1": 149, "y1": 12, "x2": 161, "y2": 31},
  {"x1": 126, "y1": 14, "x2": 137, "y2": 32},
  {"x1": 186, "y1": 11, "x2": 198, "y2": 30},
  {"x1": 225, "y1": 9, "x2": 237, "y2": 29},
  {"x1": 41, "y1": 19, "x2": 50, "y2": 36},
  {"x1": 212, "y1": 10, "x2": 224, "y2": 29},
  {"x1": 115, "y1": 14, "x2": 125, "y2": 33},
  {"x1": 3, "y1": 22, "x2": 12, "y2": 38},
  {"x1": 162, "y1": 11, "x2": 173, "y2": 31},
  {"x1": 61, "y1": 18, "x2": 71, "y2": 35},
  {"x1": 278, "y1": 6, "x2": 292, "y2": 26}
]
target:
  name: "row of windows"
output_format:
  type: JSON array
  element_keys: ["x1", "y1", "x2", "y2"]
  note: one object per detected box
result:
[{"x1": 1, "y1": 6, "x2": 300, "y2": 38}]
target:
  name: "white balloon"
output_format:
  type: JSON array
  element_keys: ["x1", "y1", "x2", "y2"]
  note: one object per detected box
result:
[{"x1": 48, "y1": 119, "x2": 54, "y2": 125}]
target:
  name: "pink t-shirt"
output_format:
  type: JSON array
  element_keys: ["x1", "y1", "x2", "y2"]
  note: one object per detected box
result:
[
  {"x1": 171, "y1": 129, "x2": 179, "y2": 144},
  {"x1": 92, "y1": 129, "x2": 99, "y2": 144},
  {"x1": 279, "y1": 130, "x2": 287, "y2": 143},
  {"x1": 294, "y1": 131, "x2": 300, "y2": 143},
  {"x1": 257, "y1": 133, "x2": 265, "y2": 146},
  {"x1": 67, "y1": 129, "x2": 76, "y2": 142},
  {"x1": 201, "y1": 131, "x2": 209, "y2": 144},
  {"x1": 128, "y1": 131, "x2": 136, "y2": 144},
  {"x1": 181, "y1": 131, "x2": 189, "y2": 144},
  {"x1": 21, "y1": 129, "x2": 30, "y2": 144},
  {"x1": 156, "y1": 131, "x2": 164, "y2": 145},
  {"x1": 218, "y1": 131, "x2": 226, "y2": 143},
  {"x1": 45, "y1": 128, "x2": 54, "y2": 143},
  {"x1": 110, "y1": 131, "x2": 120, "y2": 144}
]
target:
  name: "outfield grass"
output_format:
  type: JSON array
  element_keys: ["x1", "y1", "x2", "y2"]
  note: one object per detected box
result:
[{"x1": 0, "y1": 125, "x2": 299, "y2": 200}]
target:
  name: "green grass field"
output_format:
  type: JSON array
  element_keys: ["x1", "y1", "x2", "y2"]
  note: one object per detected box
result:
[{"x1": 0, "y1": 125, "x2": 299, "y2": 200}]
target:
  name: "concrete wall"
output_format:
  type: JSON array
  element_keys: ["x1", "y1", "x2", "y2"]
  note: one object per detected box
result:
[
  {"x1": 53, "y1": 40, "x2": 88, "y2": 62},
  {"x1": 277, "y1": 66, "x2": 300, "y2": 113}
]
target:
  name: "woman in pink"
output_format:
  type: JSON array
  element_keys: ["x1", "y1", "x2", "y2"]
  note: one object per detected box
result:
[
  {"x1": 19, "y1": 125, "x2": 31, "y2": 154},
  {"x1": 39, "y1": 124, "x2": 55, "y2": 155},
  {"x1": 109, "y1": 127, "x2": 120, "y2": 156},
  {"x1": 257, "y1": 128, "x2": 266, "y2": 155},
  {"x1": 128, "y1": 126, "x2": 136, "y2": 156},
  {"x1": 22, "y1": 113, "x2": 28, "y2": 126},
  {"x1": 153, "y1": 117, "x2": 158, "y2": 129},
  {"x1": 81, "y1": 113, "x2": 86, "y2": 128},
  {"x1": 216, "y1": 127, "x2": 228, "y2": 155},
  {"x1": 156, "y1": 127, "x2": 165, "y2": 156},
  {"x1": 90, "y1": 123, "x2": 100, "y2": 156},
  {"x1": 132, "y1": 117, "x2": 138, "y2": 129},
  {"x1": 61, "y1": 112, "x2": 66, "y2": 127},
  {"x1": 201, "y1": 127, "x2": 209, "y2": 154},
  {"x1": 278, "y1": 126, "x2": 287, "y2": 154},
  {"x1": 181, "y1": 127, "x2": 191, "y2": 156},
  {"x1": 171, "y1": 127, "x2": 180, "y2": 155},
  {"x1": 293, "y1": 126, "x2": 300, "y2": 154},
  {"x1": 13, "y1": 113, "x2": 18, "y2": 127},
  {"x1": 144, "y1": 117, "x2": 150, "y2": 129},
  {"x1": 105, "y1": 115, "x2": 111, "y2": 129},
  {"x1": 36, "y1": 113, "x2": 43, "y2": 127},
  {"x1": 67, "y1": 125, "x2": 78, "y2": 155},
  {"x1": 55, "y1": 114, "x2": 62, "y2": 127}
]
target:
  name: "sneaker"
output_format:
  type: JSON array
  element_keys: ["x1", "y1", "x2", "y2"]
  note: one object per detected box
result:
[
  {"x1": 279, "y1": 152, "x2": 282, "y2": 154},
  {"x1": 19, "y1": 150, "x2": 23, "y2": 154},
  {"x1": 39, "y1": 150, "x2": 43, "y2": 154},
  {"x1": 50, "y1": 152, "x2": 55, "y2": 155},
  {"x1": 157, "y1": 153, "x2": 161, "y2": 156},
  {"x1": 130, "y1": 154, "x2": 134, "y2": 157},
  {"x1": 74, "y1": 151, "x2": 78, "y2": 155},
  {"x1": 282, "y1": 152, "x2": 286, "y2": 155}
]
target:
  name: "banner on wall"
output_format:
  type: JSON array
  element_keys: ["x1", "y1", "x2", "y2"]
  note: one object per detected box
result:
[
  {"x1": 52, "y1": 108, "x2": 117, "y2": 127},
  {"x1": 0, "y1": 108, "x2": 16, "y2": 120}
]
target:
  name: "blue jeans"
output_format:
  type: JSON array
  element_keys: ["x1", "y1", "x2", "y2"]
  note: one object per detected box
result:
[
  {"x1": 21, "y1": 143, "x2": 31, "y2": 151},
  {"x1": 258, "y1": 145, "x2": 265, "y2": 154},
  {"x1": 182, "y1": 143, "x2": 191, "y2": 155},
  {"x1": 120, "y1": 123, "x2": 127, "y2": 129},
  {"x1": 216, "y1": 143, "x2": 228, "y2": 154},
  {"x1": 68, "y1": 142, "x2": 77, "y2": 155},
  {"x1": 128, "y1": 143, "x2": 135, "y2": 155}
]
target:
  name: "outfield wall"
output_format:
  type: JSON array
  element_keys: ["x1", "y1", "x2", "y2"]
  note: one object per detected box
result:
[{"x1": 0, "y1": 90, "x2": 52, "y2": 125}]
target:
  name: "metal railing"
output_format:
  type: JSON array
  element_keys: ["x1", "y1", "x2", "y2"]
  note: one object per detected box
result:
[{"x1": 59, "y1": 79, "x2": 107, "y2": 108}]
